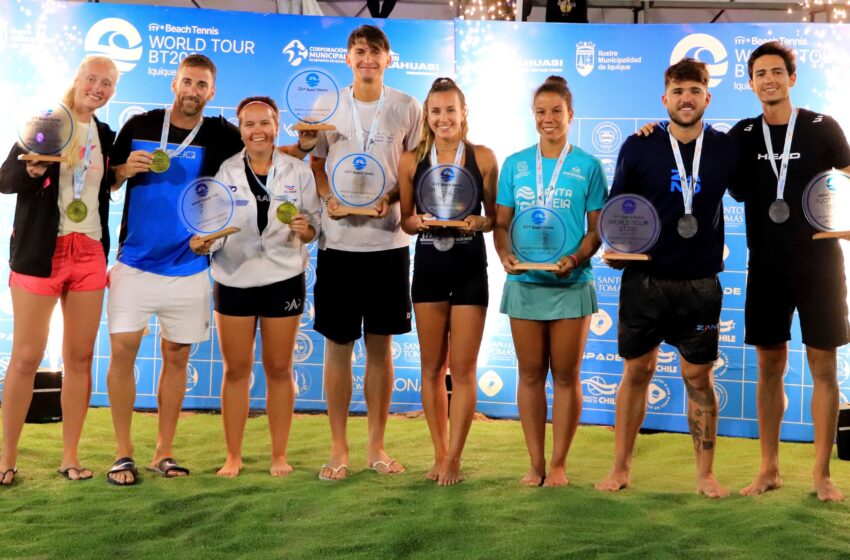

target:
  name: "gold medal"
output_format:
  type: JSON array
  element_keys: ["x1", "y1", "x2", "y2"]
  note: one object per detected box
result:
[
  {"x1": 276, "y1": 201, "x2": 298, "y2": 224},
  {"x1": 66, "y1": 200, "x2": 88, "y2": 223},
  {"x1": 150, "y1": 149, "x2": 170, "y2": 173}
]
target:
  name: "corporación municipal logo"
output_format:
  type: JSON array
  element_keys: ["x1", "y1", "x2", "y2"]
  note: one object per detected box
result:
[
  {"x1": 575, "y1": 42, "x2": 595, "y2": 77},
  {"x1": 85, "y1": 18, "x2": 143, "y2": 74},
  {"x1": 647, "y1": 379, "x2": 671, "y2": 410},
  {"x1": 592, "y1": 122, "x2": 622, "y2": 154},
  {"x1": 478, "y1": 370, "x2": 504, "y2": 398},
  {"x1": 670, "y1": 33, "x2": 728, "y2": 88},
  {"x1": 283, "y1": 39, "x2": 309, "y2": 67}
]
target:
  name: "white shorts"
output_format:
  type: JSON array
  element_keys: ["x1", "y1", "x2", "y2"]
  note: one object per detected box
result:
[{"x1": 107, "y1": 262, "x2": 211, "y2": 344}]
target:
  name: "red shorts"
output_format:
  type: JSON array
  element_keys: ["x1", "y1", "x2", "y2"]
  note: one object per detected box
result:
[{"x1": 9, "y1": 233, "x2": 106, "y2": 296}]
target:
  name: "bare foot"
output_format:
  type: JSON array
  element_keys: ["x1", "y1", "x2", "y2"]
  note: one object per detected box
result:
[
  {"x1": 697, "y1": 475, "x2": 730, "y2": 499},
  {"x1": 216, "y1": 456, "x2": 243, "y2": 478},
  {"x1": 739, "y1": 470, "x2": 782, "y2": 496},
  {"x1": 543, "y1": 465, "x2": 569, "y2": 487},
  {"x1": 437, "y1": 457, "x2": 463, "y2": 486},
  {"x1": 520, "y1": 467, "x2": 545, "y2": 487},
  {"x1": 814, "y1": 477, "x2": 845, "y2": 502},
  {"x1": 368, "y1": 449, "x2": 405, "y2": 475},
  {"x1": 270, "y1": 457, "x2": 293, "y2": 477},
  {"x1": 595, "y1": 468, "x2": 630, "y2": 492},
  {"x1": 426, "y1": 462, "x2": 440, "y2": 481}
]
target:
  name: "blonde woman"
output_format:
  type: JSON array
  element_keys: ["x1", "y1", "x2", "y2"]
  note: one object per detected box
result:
[{"x1": 0, "y1": 56, "x2": 119, "y2": 485}]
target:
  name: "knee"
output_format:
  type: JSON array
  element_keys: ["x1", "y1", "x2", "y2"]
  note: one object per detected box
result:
[
  {"x1": 264, "y1": 362, "x2": 293, "y2": 383},
  {"x1": 622, "y1": 361, "x2": 655, "y2": 386},
  {"x1": 7, "y1": 353, "x2": 42, "y2": 377},
  {"x1": 223, "y1": 362, "x2": 253, "y2": 383},
  {"x1": 519, "y1": 366, "x2": 548, "y2": 387},
  {"x1": 63, "y1": 350, "x2": 95, "y2": 374},
  {"x1": 550, "y1": 366, "x2": 581, "y2": 388},
  {"x1": 447, "y1": 366, "x2": 475, "y2": 386}
]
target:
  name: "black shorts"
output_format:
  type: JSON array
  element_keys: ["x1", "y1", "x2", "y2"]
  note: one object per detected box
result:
[
  {"x1": 313, "y1": 247, "x2": 411, "y2": 344},
  {"x1": 213, "y1": 274, "x2": 305, "y2": 318},
  {"x1": 744, "y1": 267, "x2": 850, "y2": 349},
  {"x1": 411, "y1": 266, "x2": 489, "y2": 306},
  {"x1": 618, "y1": 268, "x2": 722, "y2": 365}
]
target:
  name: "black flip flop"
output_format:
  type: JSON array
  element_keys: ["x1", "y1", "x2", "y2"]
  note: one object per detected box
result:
[
  {"x1": 106, "y1": 457, "x2": 139, "y2": 486},
  {"x1": 0, "y1": 468, "x2": 17, "y2": 487},
  {"x1": 57, "y1": 466, "x2": 93, "y2": 481},
  {"x1": 147, "y1": 457, "x2": 190, "y2": 478}
]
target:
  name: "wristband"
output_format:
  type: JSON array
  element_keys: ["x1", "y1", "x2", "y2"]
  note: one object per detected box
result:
[
  {"x1": 297, "y1": 141, "x2": 315, "y2": 153},
  {"x1": 322, "y1": 192, "x2": 334, "y2": 206},
  {"x1": 567, "y1": 254, "x2": 579, "y2": 268}
]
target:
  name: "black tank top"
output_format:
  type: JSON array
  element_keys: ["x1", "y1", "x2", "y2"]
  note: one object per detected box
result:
[{"x1": 412, "y1": 143, "x2": 487, "y2": 272}]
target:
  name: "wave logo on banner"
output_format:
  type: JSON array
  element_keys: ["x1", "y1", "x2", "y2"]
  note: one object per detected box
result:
[
  {"x1": 186, "y1": 364, "x2": 199, "y2": 392},
  {"x1": 670, "y1": 33, "x2": 728, "y2": 88},
  {"x1": 294, "y1": 365, "x2": 311, "y2": 396},
  {"x1": 576, "y1": 42, "x2": 595, "y2": 77},
  {"x1": 590, "y1": 309, "x2": 613, "y2": 336},
  {"x1": 85, "y1": 18, "x2": 143, "y2": 74},
  {"x1": 647, "y1": 379, "x2": 672, "y2": 410},
  {"x1": 282, "y1": 39, "x2": 308, "y2": 67},
  {"x1": 478, "y1": 370, "x2": 504, "y2": 398},
  {"x1": 582, "y1": 375, "x2": 618, "y2": 397}
]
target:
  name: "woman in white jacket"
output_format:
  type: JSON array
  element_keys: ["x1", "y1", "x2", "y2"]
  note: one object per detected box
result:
[{"x1": 190, "y1": 96, "x2": 320, "y2": 477}]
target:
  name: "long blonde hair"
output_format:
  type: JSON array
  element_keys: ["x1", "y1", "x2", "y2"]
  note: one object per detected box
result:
[
  {"x1": 414, "y1": 77, "x2": 469, "y2": 164},
  {"x1": 61, "y1": 56, "x2": 119, "y2": 166}
]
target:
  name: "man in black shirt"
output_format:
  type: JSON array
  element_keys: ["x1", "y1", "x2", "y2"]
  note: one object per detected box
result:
[
  {"x1": 595, "y1": 59, "x2": 738, "y2": 498},
  {"x1": 731, "y1": 41, "x2": 850, "y2": 502}
]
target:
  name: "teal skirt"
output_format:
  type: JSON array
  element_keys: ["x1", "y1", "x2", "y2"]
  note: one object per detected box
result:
[{"x1": 499, "y1": 280, "x2": 598, "y2": 321}]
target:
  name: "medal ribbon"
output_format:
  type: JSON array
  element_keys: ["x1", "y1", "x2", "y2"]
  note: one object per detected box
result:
[
  {"x1": 159, "y1": 108, "x2": 204, "y2": 157},
  {"x1": 762, "y1": 107, "x2": 798, "y2": 202},
  {"x1": 429, "y1": 142, "x2": 465, "y2": 167},
  {"x1": 349, "y1": 86, "x2": 386, "y2": 153},
  {"x1": 668, "y1": 126, "x2": 704, "y2": 217},
  {"x1": 535, "y1": 142, "x2": 571, "y2": 207},
  {"x1": 245, "y1": 150, "x2": 293, "y2": 203},
  {"x1": 72, "y1": 121, "x2": 95, "y2": 202}
]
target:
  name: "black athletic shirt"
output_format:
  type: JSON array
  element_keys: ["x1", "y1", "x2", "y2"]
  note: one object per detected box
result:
[
  {"x1": 610, "y1": 124, "x2": 740, "y2": 279},
  {"x1": 243, "y1": 158, "x2": 270, "y2": 234},
  {"x1": 729, "y1": 108, "x2": 850, "y2": 278},
  {"x1": 412, "y1": 143, "x2": 487, "y2": 272}
]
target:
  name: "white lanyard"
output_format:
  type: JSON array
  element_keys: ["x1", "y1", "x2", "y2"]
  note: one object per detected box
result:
[
  {"x1": 72, "y1": 121, "x2": 95, "y2": 201},
  {"x1": 762, "y1": 107, "x2": 798, "y2": 201},
  {"x1": 668, "y1": 127, "x2": 704, "y2": 216},
  {"x1": 159, "y1": 108, "x2": 203, "y2": 157},
  {"x1": 349, "y1": 86, "x2": 385, "y2": 153},
  {"x1": 245, "y1": 151, "x2": 291, "y2": 202},
  {"x1": 535, "y1": 142, "x2": 570, "y2": 207},
  {"x1": 429, "y1": 142, "x2": 465, "y2": 167}
]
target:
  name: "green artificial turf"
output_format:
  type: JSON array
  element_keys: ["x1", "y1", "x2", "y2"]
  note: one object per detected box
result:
[{"x1": 1, "y1": 408, "x2": 849, "y2": 559}]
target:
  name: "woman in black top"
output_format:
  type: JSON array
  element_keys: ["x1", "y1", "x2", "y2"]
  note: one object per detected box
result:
[
  {"x1": 0, "y1": 56, "x2": 118, "y2": 485},
  {"x1": 399, "y1": 77, "x2": 497, "y2": 485}
]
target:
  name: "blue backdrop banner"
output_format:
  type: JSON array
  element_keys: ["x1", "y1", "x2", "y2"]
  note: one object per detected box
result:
[{"x1": 1, "y1": 1, "x2": 849, "y2": 442}]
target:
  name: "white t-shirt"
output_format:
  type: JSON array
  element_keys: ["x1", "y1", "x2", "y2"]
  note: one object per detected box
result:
[
  {"x1": 58, "y1": 120, "x2": 104, "y2": 239},
  {"x1": 314, "y1": 85, "x2": 421, "y2": 252}
]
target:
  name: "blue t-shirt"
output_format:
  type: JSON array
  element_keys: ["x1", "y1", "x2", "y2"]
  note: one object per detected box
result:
[
  {"x1": 497, "y1": 144, "x2": 608, "y2": 284},
  {"x1": 610, "y1": 124, "x2": 739, "y2": 279},
  {"x1": 112, "y1": 110, "x2": 242, "y2": 276}
]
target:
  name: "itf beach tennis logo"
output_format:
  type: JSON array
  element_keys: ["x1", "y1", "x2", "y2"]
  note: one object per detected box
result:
[
  {"x1": 282, "y1": 39, "x2": 309, "y2": 67},
  {"x1": 647, "y1": 379, "x2": 672, "y2": 411},
  {"x1": 352, "y1": 156, "x2": 368, "y2": 171},
  {"x1": 85, "y1": 18, "x2": 143, "y2": 74},
  {"x1": 531, "y1": 209, "x2": 547, "y2": 225},
  {"x1": 478, "y1": 370, "x2": 504, "y2": 398},
  {"x1": 590, "y1": 309, "x2": 613, "y2": 336},
  {"x1": 440, "y1": 167, "x2": 456, "y2": 182},
  {"x1": 575, "y1": 42, "x2": 595, "y2": 77},
  {"x1": 670, "y1": 33, "x2": 728, "y2": 88},
  {"x1": 293, "y1": 333, "x2": 313, "y2": 363},
  {"x1": 591, "y1": 122, "x2": 622, "y2": 154}
]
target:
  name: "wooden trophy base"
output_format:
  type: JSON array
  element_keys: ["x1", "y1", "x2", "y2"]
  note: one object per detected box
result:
[
  {"x1": 292, "y1": 123, "x2": 336, "y2": 131},
  {"x1": 423, "y1": 219, "x2": 467, "y2": 228},
  {"x1": 602, "y1": 252, "x2": 651, "y2": 261},
  {"x1": 198, "y1": 226, "x2": 241, "y2": 243},
  {"x1": 515, "y1": 262, "x2": 560, "y2": 271},
  {"x1": 18, "y1": 154, "x2": 68, "y2": 164},
  {"x1": 813, "y1": 231, "x2": 850, "y2": 240},
  {"x1": 341, "y1": 206, "x2": 379, "y2": 217}
]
